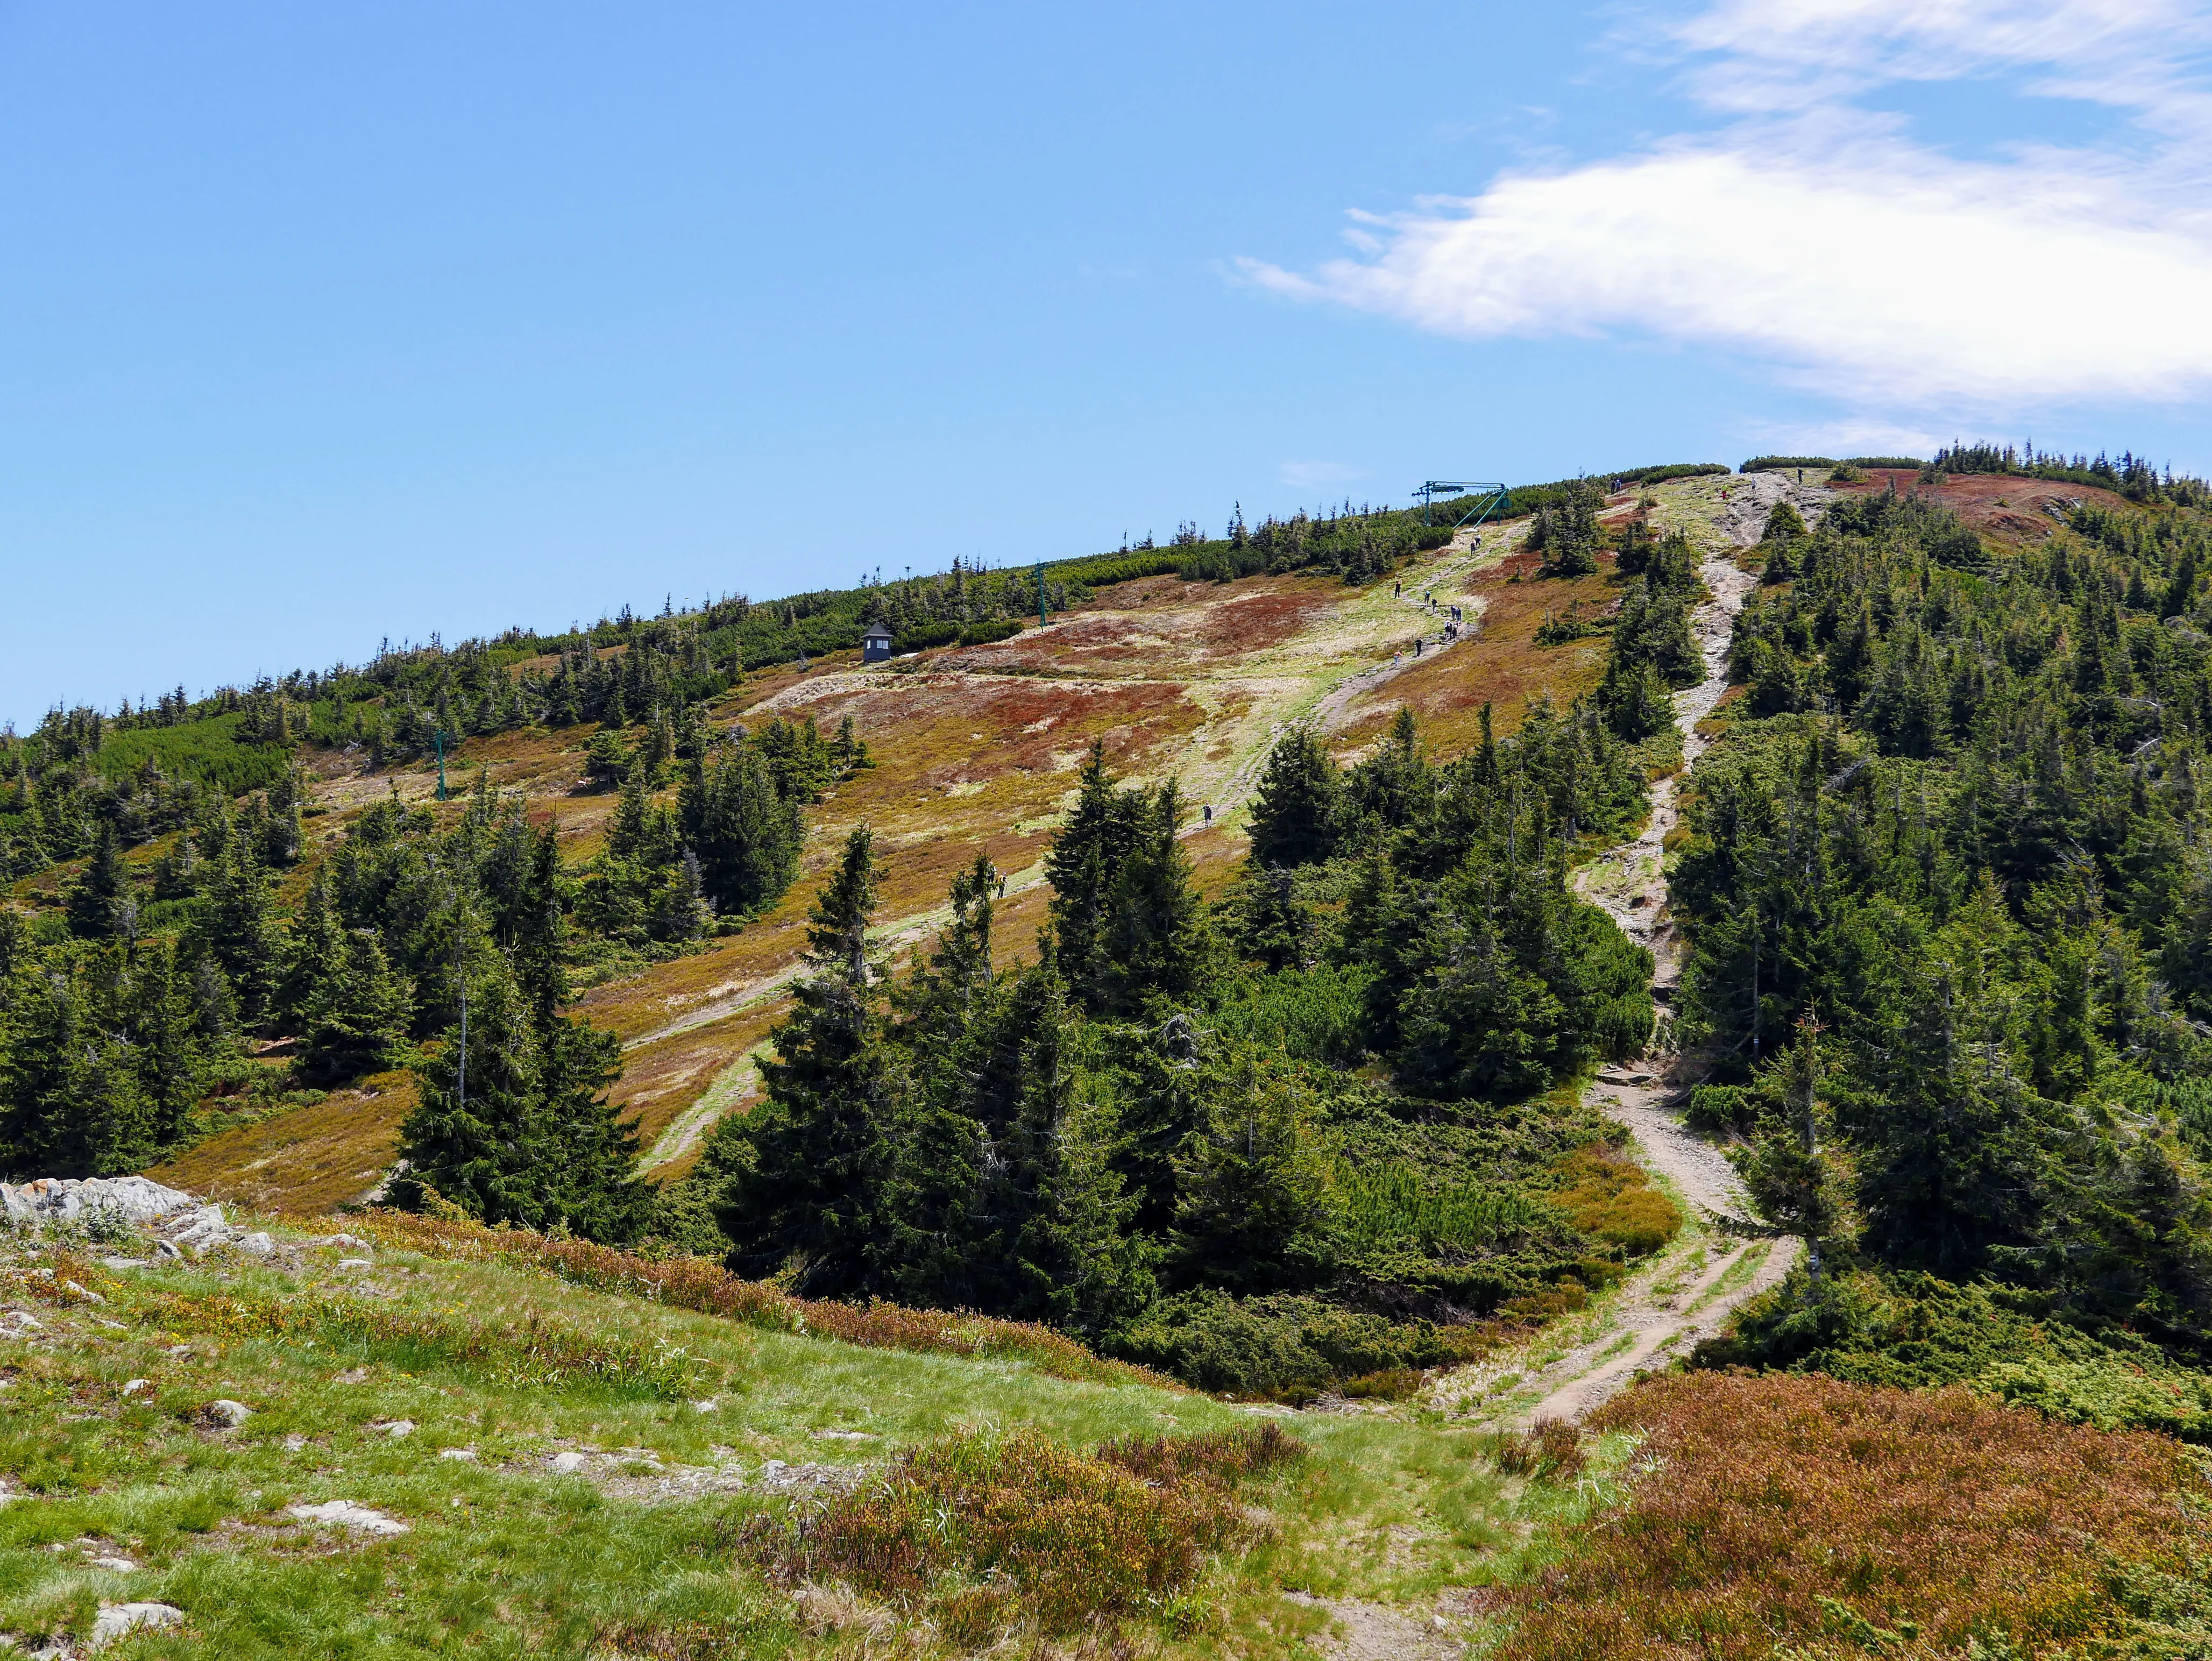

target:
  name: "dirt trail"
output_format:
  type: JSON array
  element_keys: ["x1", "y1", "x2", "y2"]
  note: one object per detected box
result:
[
  {"x1": 628, "y1": 534, "x2": 1504, "y2": 1057},
  {"x1": 1190, "y1": 526, "x2": 1505, "y2": 826},
  {"x1": 1473, "y1": 471, "x2": 1829, "y2": 1425}
]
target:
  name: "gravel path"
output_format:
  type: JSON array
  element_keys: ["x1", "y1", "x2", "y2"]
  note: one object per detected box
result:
[{"x1": 1498, "y1": 473, "x2": 1832, "y2": 1424}]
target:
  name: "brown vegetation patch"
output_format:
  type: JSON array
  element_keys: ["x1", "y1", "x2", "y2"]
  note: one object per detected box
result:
[
  {"x1": 1497, "y1": 1370, "x2": 2210, "y2": 1661},
  {"x1": 1839, "y1": 470, "x2": 2134, "y2": 548},
  {"x1": 576, "y1": 906, "x2": 814, "y2": 1044},
  {"x1": 934, "y1": 574, "x2": 1343, "y2": 680},
  {"x1": 148, "y1": 1071, "x2": 417, "y2": 1215},
  {"x1": 1335, "y1": 560, "x2": 1620, "y2": 762},
  {"x1": 741, "y1": 1424, "x2": 1300, "y2": 1638},
  {"x1": 612, "y1": 1006, "x2": 780, "y2": 1158}
]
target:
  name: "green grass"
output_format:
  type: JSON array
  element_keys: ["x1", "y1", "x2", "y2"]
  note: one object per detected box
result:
[{"x1": 0, "y1": 1215, "x2": 1601, "y2": 1658}]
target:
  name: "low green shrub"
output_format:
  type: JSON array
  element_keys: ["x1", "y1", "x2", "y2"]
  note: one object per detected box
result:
[
  {"x1": 1696, "y1": 1268, "x2": 2212, "y2": 1439},
  {"x1": 1104, "y1": 1289, "x2": 1454, "y2": 1400}
]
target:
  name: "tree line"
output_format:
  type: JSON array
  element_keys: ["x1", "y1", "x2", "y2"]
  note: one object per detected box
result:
[{"x1": 1679, "y1": 480, "x2": 2212, "y2": 1373}]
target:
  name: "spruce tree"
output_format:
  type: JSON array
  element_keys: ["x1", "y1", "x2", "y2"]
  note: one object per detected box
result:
[
  {"x1": 279, "y1": 874, "x2": 347, "y2": 1029},
  {"x1": 1221, "y1": 860, "x2": 1310, "y2": 973},
  {"x1": 192, "y1": 841, "x2": 278, "y2": 1021},
  {"x1": 1097, "y1": 782, "x2": 1213, "y2": 1017},
  {"x1": 1732, "y1": 1017, "x2": 1852, "y2": 1285},
  {"x1": 715, "y1": 826, "x2": 903, "y2": 1293},
  {"x1": 299, "y1": 927, "x2": 412, "y2": 1085},
  {"x1": 1247, "y1": 729, "x2": 1343, "y2": 867},
  {"x1": 1044, "y1": 742, "x2": 1146, "y2": 1005},
  {"x1": 1537, "y1": 478, "x2": 1604, "y2": 577},
  {"x1": 1348, "y1": 708, "x2": 1429, "y2": 829},
  {"x1": 399, "y1": 956, "x2": 543, "y2": 1219},
  {"x1": 680, "y1": 749, "x2": 803, "y2": 915},
  {"x1": 533, "y1": 1015, "x2": 654, "y2": 1243},
  {"x1": 66, "y1": 821, "x2": 129, "y2": 941},
  {"x1": 1168, "y1": 1054, "x2": 1338, "y2": 1293}
]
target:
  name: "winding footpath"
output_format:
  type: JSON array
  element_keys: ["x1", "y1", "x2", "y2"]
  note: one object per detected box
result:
[{"x1": 1450, "y1": 472, "x2": 1829, "y2": 1426}]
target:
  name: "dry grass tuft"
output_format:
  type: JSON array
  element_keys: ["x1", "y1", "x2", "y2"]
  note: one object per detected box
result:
[
  {"x1": 0, "y1": 1250, "x2": 119, "y2": 1307},
  {"x1": 1497, "y1": 1370, "x2": 2212, "y2": 1661},
  {"x1": 1488, "y1": 1418, "x2": 1586, "y2": 1481},
  {"x1": 741, "y1": 1424, "x2": 1303, "y2": 1637},
  {"x1": 353, "y1": 1210, "x2": 1175, "y2": 1389},
  {"x1": 1094, "y1": 1421, "x2": 1305, "y2": 1489}
]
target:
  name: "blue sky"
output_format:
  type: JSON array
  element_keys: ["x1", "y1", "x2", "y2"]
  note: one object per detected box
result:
[{"x1": 7, "y1": 0, "x2": 2212, "y2": 724}]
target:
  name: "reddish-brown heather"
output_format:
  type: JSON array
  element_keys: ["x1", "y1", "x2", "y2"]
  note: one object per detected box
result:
[{"x1": 1499, "y1": 1370, "x2": 2210, "y2": 1661}]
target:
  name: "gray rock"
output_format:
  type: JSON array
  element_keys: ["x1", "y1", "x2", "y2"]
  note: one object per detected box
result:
[
  {"x1": 547, "y1": 1451, "x2": 589, "y2": 1474},
  {"x1": 0, "y1": 1177, "x2": 195, "y2": 1229},
  {"x1": 88, "y1": 1602, "x2": 184, "y2": 1649},
  {"x1": 165, "y1": 1205, "x2": 233, "y2": 1257},
  {"x1": 372, "y1": 1419, "x2": 415, "y2": 1439},
  {"x1": 287, "y1": 1500, "x2": 409, "y2": 1537},
  {"x1": 87, "y1": 1556, "x2": 138, "y2": 1572},
  {"x1": 235, "y1": 1231, "x2": 278, "y2": 1257},
  {"x1": 204, "y1": 1399, "x2": 251, "y2": 1428}
]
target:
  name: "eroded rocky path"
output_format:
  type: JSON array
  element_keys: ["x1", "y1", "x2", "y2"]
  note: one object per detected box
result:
[{"x1": 1446, "y1": 472, "x2": 1828, "y2": 1428}]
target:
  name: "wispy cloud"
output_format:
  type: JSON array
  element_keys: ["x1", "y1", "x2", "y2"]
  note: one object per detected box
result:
[{"x1": 1244, "y1": 0, "x2": 2212, "y2": 412}]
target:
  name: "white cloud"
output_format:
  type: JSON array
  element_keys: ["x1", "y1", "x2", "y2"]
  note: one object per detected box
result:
[
  {"x1": 1247, "y1": 0, "x2": 2212, "y2": 411},
  {"x1": 1673, "y1": 0, "x2": 2212, "y2": 119}
]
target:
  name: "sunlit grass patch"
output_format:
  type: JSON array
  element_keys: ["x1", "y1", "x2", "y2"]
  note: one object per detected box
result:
[
  {"x1": 137, "y1": 1286, "x2": 703, "y2": 1399},
  {"x1": 147, "y1": 1069, "x2": 417, "y2": 1216},
  {"x1": 357, "y1": 1211, "x2": 1172, "y2": 1389}
]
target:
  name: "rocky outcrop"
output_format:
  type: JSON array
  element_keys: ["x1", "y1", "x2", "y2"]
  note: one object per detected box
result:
[{"x1": 0, "y1": 1176, "x2": 197, "y2": 1227}]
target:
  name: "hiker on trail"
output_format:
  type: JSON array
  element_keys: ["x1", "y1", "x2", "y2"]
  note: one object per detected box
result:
[
  {"x1": 1202, "y1": 803, "x2": 1213, "y2": 824},
  {"x1": 1415, "y1": 637, "x2": 1423, "y2": 656},
  {"x1": 1394, "y1": 580, "x2": 1401, "y2": 597}
]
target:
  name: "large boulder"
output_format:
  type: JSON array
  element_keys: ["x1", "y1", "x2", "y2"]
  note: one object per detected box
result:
[{"x1": 0, "y1": 1176, "x2": 198, "y2": 1228}]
